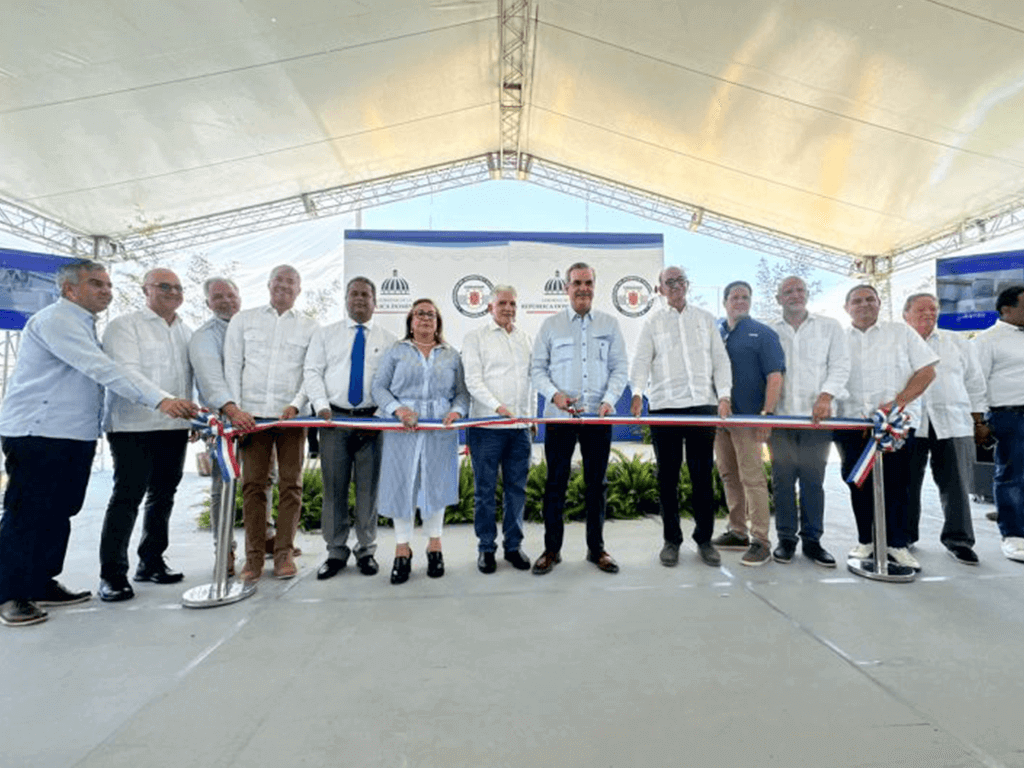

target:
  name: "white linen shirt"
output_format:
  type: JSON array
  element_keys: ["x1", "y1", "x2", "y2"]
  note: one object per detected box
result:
[
  {"x1": 223, "y1": 304, "x2": 318, "y2": 418},
  {"x1": 770, "y1": 313, "x2": 850, "y2": 417},
  {"x1": 462, "y1": 318, "x2": 533, "y2": 428},
  {"x1": 973, "y1": 320, "x2": 1024, "y2": 408},
  {"x1": 304, "y1": 316, "x2": 397, "y2": 412},
  {"x1": 102, "y1": 308, "x2": 193, "y2": 433},
  {"x1": 630, "y1": 303, "x2": 732, "y2": 410},
  {"x1": 840, "y1": 320, "x2": 939, "y2": 425},
  {"x1": 916, "y1": 329, "x2": 986, "y2": 438}
]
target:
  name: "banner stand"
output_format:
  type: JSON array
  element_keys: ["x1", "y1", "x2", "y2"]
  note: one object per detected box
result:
[
  {"x1": 847, "y1": 464, "x2": 915, "y2": 582},
  {"x1": 183, "y1": 477, "x2": 257, "y2": 608}
]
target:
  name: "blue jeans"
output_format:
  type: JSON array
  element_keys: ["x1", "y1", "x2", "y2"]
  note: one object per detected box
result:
[
  {"x1": 991, "y1": 409, "x2": 1024, "y2": 538},
  {"x1": 466, "y1": 428, "x2": 531, "y2": 553},
  {"x1": 770, "y1": 429, "x2": 830, "y2": 545}
]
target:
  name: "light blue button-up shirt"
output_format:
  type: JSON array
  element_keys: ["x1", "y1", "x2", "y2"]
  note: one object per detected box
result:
[
  {"x1": 531, "y1": 306, "x2": 629, "y2": 417},
  {"x1": 0, "y1": 298, "x2": 166, "y2": 441},
  {"x1": 189, "y1": 315, "x2": 232, "y2": 411}
]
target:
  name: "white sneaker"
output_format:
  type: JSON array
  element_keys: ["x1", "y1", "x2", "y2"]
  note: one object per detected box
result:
[
  {"x1": 1000, "y1": 537, "x2": 1024, "y2": 562},
  {"x1": 888, "y1": 547, "x2": 921, "y2": 571},
  {"x1": 848, "y1": 543, "x2": 873, "y2": 559}
]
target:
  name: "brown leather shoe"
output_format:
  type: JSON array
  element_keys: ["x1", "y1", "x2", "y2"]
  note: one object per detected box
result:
[
  {"x1": 586, "y1": 550, "x2": 620, "y2": 573},
  {"x1": 273, "y1": 550, "x2": 297, "y2": 579},
  {"x1": 239, "y1": 557, "x2": 263, "y2": 583},
  {"x1": 227, "y1": 549, "x2": 236, "y2": 578},
  {"x1": 531, "y1": 550, "x2": 561, "y2": 575}
]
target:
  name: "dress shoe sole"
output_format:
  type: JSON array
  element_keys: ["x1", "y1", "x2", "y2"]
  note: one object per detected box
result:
[
  {"x1": 35, "y1": 593, "x2": 92, "y2": 607},
  {"x1": 773, "y1": 552, "x2": 795, "y2": 564},
  {"x1": 99, "y1": 590, "x2": 134, "y2": 603},
  {"x1": 0, "y1": 613, "x2": 48, "y2": 627},
  {"x1": 133, "y1": 573, "x2": 184, "y2": 585},
  {"x1": 947, "y1": 549, "x2": 979, "y2": 566}
]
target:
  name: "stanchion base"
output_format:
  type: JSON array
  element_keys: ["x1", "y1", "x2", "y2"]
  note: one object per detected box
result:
[
  {"x1": 846, "y1": 557, "x2": 916, "y2": 582},
  {"x1": 182, "y1": 579, "x2": 257, "y2": 608}
]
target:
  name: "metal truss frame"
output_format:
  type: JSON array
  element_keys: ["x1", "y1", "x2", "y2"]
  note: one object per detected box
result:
[
  {"x1": 497, "y1": 0, "x2": 532, "y2": 179},
  {"x1": 0, "y1": 197, "x2": 91, "y2": 256}
]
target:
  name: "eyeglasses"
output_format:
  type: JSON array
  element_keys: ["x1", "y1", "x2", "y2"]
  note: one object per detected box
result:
[
  {"x1": 148, "y1": 282, "x2": 183, "y2": 294},
  {"x1": 413, "y1": 310, "x2": 437, "y2": 319},
  {"x1": 663, "y1": 278, "x2": 687, "y2": 288}
]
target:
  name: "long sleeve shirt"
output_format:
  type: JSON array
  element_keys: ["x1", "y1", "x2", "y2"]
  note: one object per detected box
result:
[
  {"x1": 973, "y1": 320, "x2": 1024, "y2": 409},
  {"x1": 0, "y1": 298, "x2": 167, "y2": 441},
  {"x1": 916, "y1": 328, "x2": 986, "y2": 438},
  {"x1": 304, "y1": 317, "x2": 397, "y2": 412},
  {"x1": 188, "y1": 315, "x2": 232, "y2": 411},
  {"x1": 630, "y1": 303, "x2": 731, "y2": 410},
  {"x1": 770, "y1": 313, "x2": 850, "y2": 417},
  {"x1": 102, "y1": 308, "x2": 193, "y2": 433},
  {"x1": 461, "y1": 318, "x2": 533, "y2": 428},
  {"x1": 223, "y1": 304, "x2": 318, "y2": 418},
  {"x1": 531, "y1": 307, "x2": 629, "y2": 417},
  {"x1": 370, "y1": 341, "x2": 470, "y2": 419}
]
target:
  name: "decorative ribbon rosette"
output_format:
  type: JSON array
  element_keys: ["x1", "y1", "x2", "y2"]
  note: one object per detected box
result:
[
  {"x1": 194, "y1": 411, "x2": 241, "y2": 481},
  {"x1": 845, "y1": 405, "x2": 912, "y2": 488}
]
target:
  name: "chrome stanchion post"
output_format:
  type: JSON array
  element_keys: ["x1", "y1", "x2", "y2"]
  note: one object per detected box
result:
[
  {"x1": 183, "y1": 456, "x2": 258, "y2": 607},
  {"x1": 847, "y1": 453, "x2": 915, "y2": 582}
]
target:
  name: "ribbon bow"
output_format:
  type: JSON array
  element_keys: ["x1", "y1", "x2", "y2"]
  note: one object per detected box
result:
[
  {"x1": 193, "y1": 411, "x2": 241, "y2": 481},
  {"x1": 845, "y1": 405, "x2": 911, "y2": 488}
]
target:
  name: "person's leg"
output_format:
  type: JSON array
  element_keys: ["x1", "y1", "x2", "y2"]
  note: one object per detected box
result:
[
  {"x1": 541, "y1": 424, "x2": 576, "y2": 554},
  {"x1": 730, "y1": 427, "x2": 771, "y2": 545},
  {"x1": 39, "y1": 439, "x2": 96, "y2": 583},
  {"x1": 99, "y1": 432, "x2": 153, "y2": 581},
  {"x1": 903, "y1": 429, "x2": 930, "y2": 545},
  {"x1": 991, "y1": 411, "x2": 1024, "y2": 538},
  {"x1": 351, "y1": 430, "x2": 383, "y2": 560},
  {"x1": 239, "y1": 432, "x2": 274, "y2": 575},
  {"x1": 580, "y1": 423, "x2": 612, "y2": 556},
  {"x1": 795, "y1": 430, "x2": 831, "y2": 545},
  {"x1": 273, "y1": 428, "x2": 306, "y2": 555},
  {"x1": 499, "y1": 429, "x2": 531, "y2": 554},
  {"x1": 770, "y1": 430, "x2": 799, "y2": 546},
  {"x1": 208, "y1": 442, "x2": 233, "y2": 551},
  {"x1": 467, "y1": 427, "x2": 501, "y2": 554},
  {"x1": 930, "y1": 434, "x2": 976, "y2": 549},
  {"x1": 319, "y1": 426, "x2": 354, "y2": 562},
  {"x1": 714, "y1": 427, "x2": 747, "y2": 537},
  {"x1": 835, "y1": 430, "x2": 874, "y2": 544},
  {"x1": 881, "y1": 437, "x2": 911, "y2": 549},
  {"x1": 650, "y1": 417, "x2": 684, "y2": 546},
  {"x1": 682, "y1": 406, "x2": 718, "y2": 545},
  {"x1": 136, "y1": 430, "x2": 189, "y2": 567}
]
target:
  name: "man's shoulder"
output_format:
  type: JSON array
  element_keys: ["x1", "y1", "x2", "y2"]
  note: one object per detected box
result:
[
  {"x1": 742, "y1": 316, "x2": 779, "y2": 339},
  {"x1": 590, "y1": 308, "x2": 623, "y2": 330}
]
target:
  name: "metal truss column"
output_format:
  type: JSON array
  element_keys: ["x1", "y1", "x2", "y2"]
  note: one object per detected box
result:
[
  {"x1": 852, "y1": 254, "x2": 895, "y2": 319},
  {"x1": 498, "y1": 0, "x2": 532, "y2": 179}
]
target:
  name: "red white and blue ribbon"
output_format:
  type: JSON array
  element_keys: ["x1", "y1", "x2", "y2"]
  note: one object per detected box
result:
[{"x1": 845, "y1": 406, "x2": 912, "y2": 488}]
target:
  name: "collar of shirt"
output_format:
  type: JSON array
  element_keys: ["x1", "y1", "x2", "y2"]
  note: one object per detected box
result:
[
  {"x1": 566, "y1": 307, "x2": 592, "y2": 324},
  {"x1": 346, "y1": 316, "x2": 375, "y2": 331},
  {"x1": 260, "y1": 303, "x2": 297, "y2": 320}
]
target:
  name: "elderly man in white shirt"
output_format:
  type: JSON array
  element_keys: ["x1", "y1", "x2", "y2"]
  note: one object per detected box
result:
[
  {"x1": 974, "y1": 284, "x2": 1024, "y2": 562},
  {"x1": 835, "y1": 284, "x2": 937, "y2": 571},
  {"x1": 630, "y1": 266, "x2": 732, "y2": 568},
  {"x1": 462, "y1": 284, "x2": 535, "y2": 574},
  {"x1": 902, "y1": 293, "x2": 984, "y2": 565},
  {"x1": 98, "y1": 268, "x2": 198, "y2": 602},
  {"x1": 305, "y1": 277, "x2": 396, "y2": 580},
  {"x1": 769, "y1": 276, "x2": 850, "y2": 568},
  {"x1": 224, "y1": 265, "x2": 318, "y2": 582}
]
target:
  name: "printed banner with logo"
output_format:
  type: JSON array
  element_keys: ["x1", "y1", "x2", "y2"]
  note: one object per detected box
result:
[
  {"x1": 344, "y1": 230, "x2": 664, "y2": 437},
  {"x1": 0, "y1": 248, "x2": 79, "y2": 331},
  {"x1": 936, "y1": 249, "x2": 1024, "y2": 331}
]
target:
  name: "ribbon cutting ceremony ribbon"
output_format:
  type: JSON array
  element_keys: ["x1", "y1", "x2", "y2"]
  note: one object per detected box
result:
[{"x1": 845, "y1": 406, "x2": 912, "y2": 488}]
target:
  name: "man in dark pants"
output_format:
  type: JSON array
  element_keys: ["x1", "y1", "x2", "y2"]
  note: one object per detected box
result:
[
  {"x1": 530, "y1": 262, "x2": 628, "y2": 575},
  {"x1": 0, "y1": 260, "x2": 195, "y2": 627},
  {"x1": 98, "y1": 267, "x2": 197, "y2": 601},
  {"x1": 629, "y1": 266, "x2": 732, "y2": 567}
]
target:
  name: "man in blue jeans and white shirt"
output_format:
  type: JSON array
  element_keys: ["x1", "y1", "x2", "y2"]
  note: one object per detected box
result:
[{"x1": 462, "y1": 284, "x2": 534, "y2": 574}]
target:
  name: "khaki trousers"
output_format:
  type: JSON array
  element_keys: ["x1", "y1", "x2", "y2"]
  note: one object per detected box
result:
[
  {"x1": 240, "y1": 427, "x2": 305, "y2": 562},
  {"x1": 714, "y1": 425, "x2": 771, "y2": 545}
]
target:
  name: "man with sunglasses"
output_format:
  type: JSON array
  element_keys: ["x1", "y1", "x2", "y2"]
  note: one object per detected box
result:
[{"x1": 98, "y1": 268, "x2": 197, "y2": 602}]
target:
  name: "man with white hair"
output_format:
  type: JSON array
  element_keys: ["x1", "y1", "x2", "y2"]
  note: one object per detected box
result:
[
  {"x1": 224, "y1": 265, "x2": 318, "y2": 582},
  {"x1": 462, "y1": 284, "x2": 534, "y2": 573}
]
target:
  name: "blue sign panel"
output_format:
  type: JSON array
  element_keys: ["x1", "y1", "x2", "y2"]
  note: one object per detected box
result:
[
  {"x1": 0, "y1": 248, "x2": 79, "y2": 331},
  {"x1": 936, "y1": 249, "x2": 1024, "y2": 331}
]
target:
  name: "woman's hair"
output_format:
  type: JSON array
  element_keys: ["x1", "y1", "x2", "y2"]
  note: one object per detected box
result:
[{"x1": 404, "y1": 298, "x2": 444, "y2": 343}]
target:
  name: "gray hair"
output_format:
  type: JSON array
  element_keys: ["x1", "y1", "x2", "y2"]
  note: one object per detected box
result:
[
  {"x1": 566, "y1": 262, "x2": 595, "y2": 283},
  {"x1": 489, "y1": 284, "x2": 517, "y2": 302},
  {"x1": 902, "y1": 292, "x2": 937, "y2": 313},
  {"x1": 269, "y1": 264, "x2": 300, "y2": 283},
  {"x1": 659, "y1": 266, "x2": 688, "y2": 285},
  {"x1": 57, "y1": 259, "x2": 105, "y2": 291},
  {"x1": 203, "y1": 276, "x2": 239, "y2": 300}
]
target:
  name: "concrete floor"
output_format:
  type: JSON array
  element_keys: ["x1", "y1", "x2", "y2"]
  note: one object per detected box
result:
[{"x1": 1, "y1": 449, "x2": 1021, "y2": 768}]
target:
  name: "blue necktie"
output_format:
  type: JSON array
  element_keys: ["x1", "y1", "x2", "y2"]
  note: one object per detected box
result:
[{"x1": 348, "y1": 324, "x2": 366, "y2": 407}]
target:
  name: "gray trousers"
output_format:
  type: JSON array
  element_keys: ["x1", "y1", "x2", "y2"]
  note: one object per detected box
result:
[
  {"x1": 906, "y1": 426, "x2": 975, "y2": 549},
  {"x1": 319, "y1": 426, "x2": 382, "y2": 561}
]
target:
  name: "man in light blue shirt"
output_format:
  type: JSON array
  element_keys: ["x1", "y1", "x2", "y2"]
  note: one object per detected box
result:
[
  {"x1": 0, "y1": 260, "x2": 196, "y2": 627},
  {"x1": 530, "y1": 262, "x2": 628, "y2": 575}
]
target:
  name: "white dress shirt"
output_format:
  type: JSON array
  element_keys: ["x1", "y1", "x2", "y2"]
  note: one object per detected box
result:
[
  {"x1": 102, "y1": 308, "x2": 193, "y2": 433},
  {"x1": 770, "y1": 313, "x2": 850, "y2": 417},
  {"x1": 462, "y1": 318, "x2": 533, "y2": 428},
  {"x1": 974, "y1": 320, "x2": 1024, "y2": 408},
  {"x1": 841, "y1": 320, "x2": 939, "y2": 424},
  {"x1": 630, "y1": 303, "x2": 732, "y2": 410},
  {"x1": 304, "y1": 316, "x2": 397, "y2": 412},
  {"x1": 223, "y1": 304, "x2": 318, "y2": 418},
  {"x1": 916, "y1": 328, "x2": 986, "y2": 438}
]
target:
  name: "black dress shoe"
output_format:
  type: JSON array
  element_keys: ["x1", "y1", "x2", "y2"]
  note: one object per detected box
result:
[
  {"x1": 586, "y1": 550, "x2": 619, "y2": 573},
  {"x1": 947, "y1": 544, "x2": 980, "y2": 565},
  {"x1": 134, "y1": 559, "x2": 184, "y2": 584},
  {"x1": 98, "y1": 577, "x2": 135, "y2": 602},
  {"x1": 478, "y1": 551, "x2": 497, "y2": 574},
  {"x1": 357, "y1": 555, "x2": 379, "y2": 576},
  {"x1": 34, "y1": 580, "x2": 91, "y2": 607},
  {"x1": 390, "y1": 555, "x2": 412, "y2": 585},
  {"x1": 773, "y1": 540, "x2": 797, "y2": 564},
  {"x1": 427, "y1": 550, "x2": 445, "y2": 578},
  {"x1": 503, "y1": 549, "x2": 531, "y2": 570},
  {"x1": 803, "y1": 541, "x2": 837, "y2": 568},
  {"x1": 316, "y1": 558, "x2": 347, "y2": 580},
  {"x1": 0, "y1": 599, "x2": 48, "y2": 626}
]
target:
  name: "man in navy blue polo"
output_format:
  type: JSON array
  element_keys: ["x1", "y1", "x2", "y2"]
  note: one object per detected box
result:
[{"x1": 711, "y1": 281, "x2": 786, "y2": 566}]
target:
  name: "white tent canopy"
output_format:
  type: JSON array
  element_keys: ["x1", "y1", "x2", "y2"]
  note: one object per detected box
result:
[{"x1": 3, "y1": 0, "x2": 1024, "y2": 267}]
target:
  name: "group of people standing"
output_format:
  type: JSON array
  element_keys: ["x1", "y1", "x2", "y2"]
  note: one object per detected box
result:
[{"x1": 1, "y1": 257, "x2": 1022, "y2": 628}]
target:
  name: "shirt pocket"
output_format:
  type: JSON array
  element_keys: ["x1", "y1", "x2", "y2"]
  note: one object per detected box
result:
[
  {"x1": 594, "y1": 334, "x2": 612, "y2": 361},
  {"x1": 281, "y1": 338, "x2": 308, "y2": 364}
]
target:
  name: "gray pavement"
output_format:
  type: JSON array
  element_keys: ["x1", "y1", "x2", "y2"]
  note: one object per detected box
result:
[{"x1": 1, "y1": 447, "x2": 1022, "y2": 768}]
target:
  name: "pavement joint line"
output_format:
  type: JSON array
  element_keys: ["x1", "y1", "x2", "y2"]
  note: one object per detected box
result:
[
  {"x1": 819, "y1": 577, "x2": 858, "y2": 584},
  {"x1": 918, "y1": 576, "x2": 949, "y2": 582},
  {"x1": 176, "y1": 616, "x2": 250, "y2": 681}
]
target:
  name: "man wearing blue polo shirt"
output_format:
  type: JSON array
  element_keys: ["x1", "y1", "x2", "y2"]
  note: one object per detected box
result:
[{"x1": 711, "y1": 281, "x2": 785, "y2": 566}]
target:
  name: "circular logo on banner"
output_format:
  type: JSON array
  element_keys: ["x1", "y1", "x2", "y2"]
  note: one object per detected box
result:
[
  {"x1": 612, "y1": 275, "x2": 655, "y2": 318},
  {"x1": 452, "y1": 274, "x2": 494, "y2": 318}
]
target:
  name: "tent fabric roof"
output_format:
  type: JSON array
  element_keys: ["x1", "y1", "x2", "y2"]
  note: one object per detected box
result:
[{"x1": 2, "y1": 0, "x2": 1024, "y2": 257}]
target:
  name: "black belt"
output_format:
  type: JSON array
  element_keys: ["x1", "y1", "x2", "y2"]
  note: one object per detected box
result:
[
  {"x1": 330, "y1": 405, "x2": 377, "y2": 417},
  {"x1": 990, "y1": 405, "x2": 1024, "y2": 413}
]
